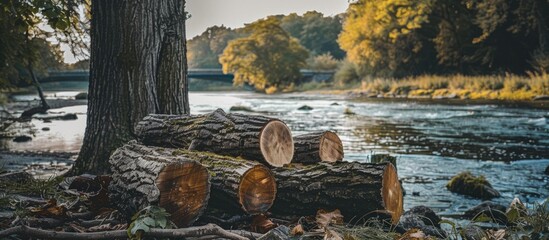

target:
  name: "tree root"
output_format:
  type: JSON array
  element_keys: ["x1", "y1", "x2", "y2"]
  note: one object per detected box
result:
[{"x1": 0, "y1": 223, "x2": 250, "y2": 240}]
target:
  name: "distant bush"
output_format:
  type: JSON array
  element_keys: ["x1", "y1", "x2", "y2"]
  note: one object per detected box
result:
[
  {"x1": 334, "y1": 60, "x2": 360, "y2": 87},
  {"x1": 306, "y1": 53, "x2": 340, "y2": 71}
]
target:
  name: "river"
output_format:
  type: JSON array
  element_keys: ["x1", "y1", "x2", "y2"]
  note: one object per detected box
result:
[{"x1": 1, "y1": 91, "x2": 549, "y2": 218}]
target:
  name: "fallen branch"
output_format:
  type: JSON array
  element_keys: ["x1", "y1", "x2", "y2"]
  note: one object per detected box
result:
[{"x1": 0, "y1": 224, "x2": 249, "y2": 240}]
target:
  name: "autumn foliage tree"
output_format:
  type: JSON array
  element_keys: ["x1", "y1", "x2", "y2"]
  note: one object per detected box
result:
[
  {"x1": 338, "y1": 0, "x2": 549, "y2": 77},
  {"x1": 220, "y1": 18, "x2": 308, "y2": 93}
]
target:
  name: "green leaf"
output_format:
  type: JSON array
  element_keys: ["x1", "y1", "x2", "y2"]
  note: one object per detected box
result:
[
  {"x1": 131, "y1": 221, "x2": 150, "y2": 234},
  {"x1": 506, "y1": 208, "x2": 519, "y2": 223},
  {"x1": 472, "y1": 213, "x2": 492, "y2": 223},
  {"x1": 142, "y1": 217, "x2": 155, "y2": 227},
  {"x1": 157, "y1": 217, "x2": 167, "y2": 228}
]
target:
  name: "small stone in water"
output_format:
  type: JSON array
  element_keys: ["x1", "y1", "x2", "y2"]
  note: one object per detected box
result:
[
  {"x1": 13, "y1": 135, "x2": 32, "y2": 142},
  {"x1": 446, "y1": 171, "x2": 500, "y2": 199},
  {"x1": 412, "y1": 192, "x2": 420, "y2": 196},
  {"x1": 298, "y1": 105, "x2": 313, "y2": 111},
  {"x1": 545, "y1": 165, "x2": 549, "y2": 175},
  {"x1": 42, "y1": 127, "x2": 50, "y2": 131}
]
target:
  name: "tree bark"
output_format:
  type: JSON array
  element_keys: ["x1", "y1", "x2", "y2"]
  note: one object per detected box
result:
[
  {"x1": 109, "y1": 142, "x2": 210, "y2": 227},
  {"x1": 70, "y1": 0, "x2": 189, "y2": 175},
  {"x1": 136, "y1": 108, "x2": 294, "y2": 167},
  {"x1": 270, "y1": 161, "x2": 404, "y2": 224},
  {"x1": 292, "y1": 131, "x2": 343, "y2": 164},
  {"x1": 115, "y1": 142, "x2": 277, "y2": 215}
]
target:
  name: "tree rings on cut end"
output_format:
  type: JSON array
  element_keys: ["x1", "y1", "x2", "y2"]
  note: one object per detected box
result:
[
  {"x1": 239, "y1": 165, "x2": 277, "y2": 214},
  {"x1": 260, "y1": 120, "x2": 294, "y2": 167},
  {"x1": 319, "y1": 131, "x2": 344, "y2": 162},
  {"x1": 156, "y1": 161, "x2": 210, "y2": 227},
  {"x1": 381, "y1": 163, "x2": 404, "y2": 224}
]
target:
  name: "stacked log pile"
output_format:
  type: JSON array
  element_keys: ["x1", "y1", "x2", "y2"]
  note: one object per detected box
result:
[{"x1": 109, "y1": 108, "x2": 404, "y2": 228}]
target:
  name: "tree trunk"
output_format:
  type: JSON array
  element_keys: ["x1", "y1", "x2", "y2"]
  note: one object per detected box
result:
[
  {"x1": 136, "y1": 108, "x2": 294, "y2": 167},
  {"x1": 70, "y1": 0, "x2": 189, "y2": 175},
  {"x1": 19, "y1": 62, "x2": 50, "y2": 120},
  {"x1": 109, "y1": 142, "x2": 210, "y2": 227},
  {"x1": 292, "y1": 131, "x2": 343, "y2": 164},
  {"x1": 270, "y1": 161, "x2": 404, "y2": 224},
  {"x1": 28, "y1": 62, "x2": 49, "y2": 110},
  {"x1": 117, "y1": 142, "x2": 278, "y2": 215}
]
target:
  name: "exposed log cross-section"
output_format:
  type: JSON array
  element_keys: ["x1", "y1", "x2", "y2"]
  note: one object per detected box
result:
[
  {"x1": 109, "y1": 142, "x2": 211, "y2": 227},
  {"x1": 271, "y1": 161, "x2": 404, "y2": 224},
  {"x1": 135, "y1": 108, "x2": 294, "y2": 167},
  {"x1": 292, "y1": 131, "x2": 344, "y2": 163}
]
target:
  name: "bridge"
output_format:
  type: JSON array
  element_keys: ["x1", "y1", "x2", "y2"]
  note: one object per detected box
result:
[{"x1": 39, "y1": 69, "x2": 335, "y2": 83}]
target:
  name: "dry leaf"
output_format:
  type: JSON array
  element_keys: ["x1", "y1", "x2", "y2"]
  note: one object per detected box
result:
[
  {"x1": 30, "y1": 199, "x2": 67, "y2": 218},
  {"x1": 316, "y1": 209, "x2": 344, "y2": 228},
  {"x1": 250, "y1": 214, "x2": 277, "y2": 234},
  {"x1": 487, "y1": 229, "x2": 506, "y2": 240},
  {"x1": 399, "y1": 228, "x2": 427, "y2": 240},
  {"x1": 291, "y1": 224, "x2": 304, "y2": 236},
  {"x1": 324, "y1": 227, "x2": 343, "y2": 240}
]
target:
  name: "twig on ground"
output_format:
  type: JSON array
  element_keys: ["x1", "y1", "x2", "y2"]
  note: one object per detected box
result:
[{"x1": 0, "y1": 223, "x2": 250, "y2": 240}]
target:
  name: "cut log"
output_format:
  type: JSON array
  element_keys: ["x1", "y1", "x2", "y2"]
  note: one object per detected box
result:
[
  {"x1": 292, "y1": 131, "x2": 343, "y2": 163},
  {"x1": 169, "y1": 149, "x2": 278, "y2": 215},
  {"x1": 135, "y1": 108, "x2": 294, "y2": 167},
  {"x1": 270, "y1": 161, "x2": 403, "y2": 224},
  {"x1": 113, "y1": 142, "x2": 277, "y2": 216},
  {"x1": 109, "y1": 143, "x2": 211, "y2": 227}
]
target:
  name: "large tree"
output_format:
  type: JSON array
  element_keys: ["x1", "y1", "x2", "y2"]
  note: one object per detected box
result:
[
  {"x1": 220, "y1": 18, "x2": 308, "y2": 93},
  {"x1": 70, "y1": 0, "x2": 190, "y2": 175}
]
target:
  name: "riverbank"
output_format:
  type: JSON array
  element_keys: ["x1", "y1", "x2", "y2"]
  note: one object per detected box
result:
[{"x1": 302, "y1": 73, "x2": 549, "y2": 103}]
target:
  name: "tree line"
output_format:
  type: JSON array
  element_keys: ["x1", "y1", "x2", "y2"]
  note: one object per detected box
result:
[
  {"x1": 188, "y1": 0, "x2": 548, "y2": 92},
  {"x1": 187, "y1": 11, "x2": 344, "y2": 93},
  {"x1": 339, "y1": 0, "x2": 549, "y2": 78}
]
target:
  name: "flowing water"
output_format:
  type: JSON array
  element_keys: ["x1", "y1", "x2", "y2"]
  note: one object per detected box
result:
[{"x1": 2, "y1": 91, "x2": 549, "y2": 217}]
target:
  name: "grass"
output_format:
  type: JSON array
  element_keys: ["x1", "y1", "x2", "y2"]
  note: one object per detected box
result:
[
  {"x1": 0, "y1": 176, "x2": 64, "y2": 198},
  {"x1": 317, "y1": 73, "x2": 549, "y2": 101}
]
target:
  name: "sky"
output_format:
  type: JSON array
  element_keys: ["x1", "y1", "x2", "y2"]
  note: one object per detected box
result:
[
  {"x1": 186, "y1": 0, "x2": 350, "y2": 38},
  {"x1": 63, "y1": 0, "x2": 350, "y2": 63}
]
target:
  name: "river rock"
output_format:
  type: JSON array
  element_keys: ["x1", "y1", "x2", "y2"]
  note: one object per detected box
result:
[
  {"x1": 464, "y1": 201, "x2": 507, "y2": 224},
  {"x1": 298, "y1": 105, "x2": 313, "y2": 111},
  {"x1": 446, "y1": 172, "x2": 500, "y2": 199},
  {"x1": 229, "y1": 106, "x2": 254, "y2": 112},
  {"x1": 75, "y1": 92, "x2": 88, "y2": 100},
  {"x1": 545, "y1": 165, "x2": 549, "y2": 175},
  {"x1": 38, "y1": 113, "x2": 78, "y2": 121},
  {"x1": 344, "y1": 108, "x2": 355, "y2": 115},
  {"x1": 13, "y1": 135, "x2": 32, "y2": 142},
  {"x1": 461, "y1": 225, "x2": 488, "y2": 240},
  {"x1": 397, "y1": 206, "x2": 446, "y2": 238}
]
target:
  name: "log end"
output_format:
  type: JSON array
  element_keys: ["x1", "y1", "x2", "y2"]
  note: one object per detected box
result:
[
  {"x1": 156, "y1": 162, "x2": 210, "y2": 227},
  {"x1": 260, "y1": 120, "x2": 294, "y2": 167},
  {"x1": 239, "y1": 165, "x2": 277, "y2": 214},
  {"x1": 319, "y1": 131, "x2": 344, "y2": 162},
  {"x1": 381, "y1": 163, "x2": 404, "y2": 224}
]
